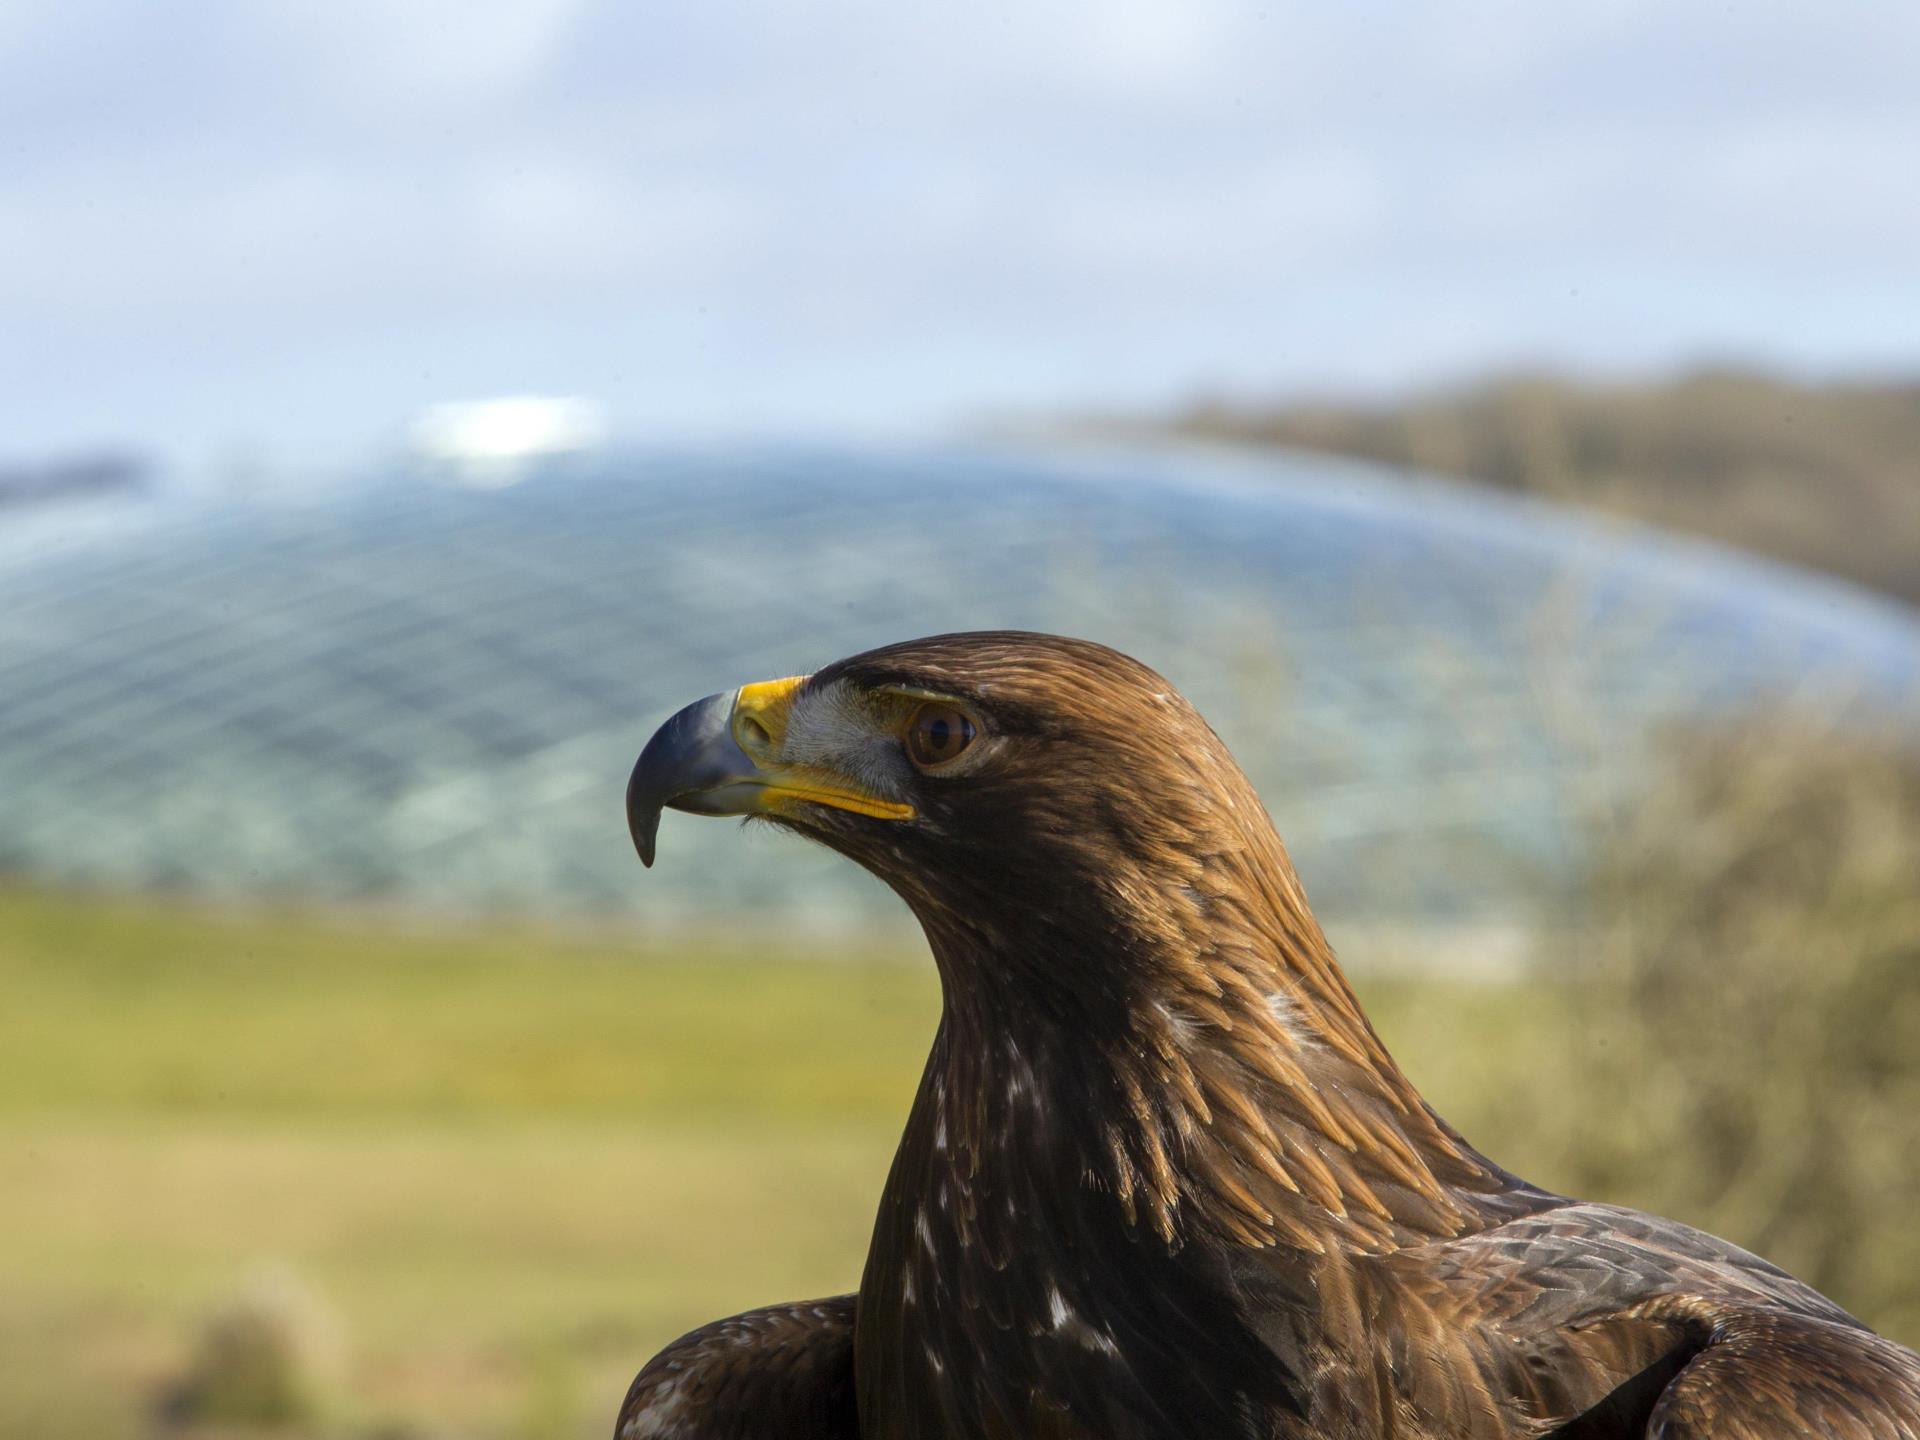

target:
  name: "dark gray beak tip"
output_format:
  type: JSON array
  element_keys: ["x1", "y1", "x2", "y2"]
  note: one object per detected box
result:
[
  {"x1": 627, "y1": 764, "x2": 660, "y2": 868},
  {"x1": 626, "y1": 738, "x2": 669, "y2": 868}
]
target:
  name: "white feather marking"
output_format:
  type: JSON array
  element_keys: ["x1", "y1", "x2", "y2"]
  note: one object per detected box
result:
[
  {"x1": 1154, "y1": 999, "x2": 1197, "y2": 1042},
  {"x1": 623, "y1": 1381, "x2": 686, "y2": 1439},
  {"x1": 1046, "y1": 1285, "x2": 1072, "y2": 1329},
  {"x1": 1266, "y1": 989, "x2": 1323, "y2": 1048},
  {"x1": 1043, "y1": 1284, "x2": 1123, "y2": 1356}
]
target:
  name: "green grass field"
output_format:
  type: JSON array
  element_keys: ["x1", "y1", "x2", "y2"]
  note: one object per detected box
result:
[
  {"x1": 0, "y1": 886, "x2": 943, "y2": 1438},
  {"x1": 4, "y1": 879, "x2": 1907, "y2": 1437}
]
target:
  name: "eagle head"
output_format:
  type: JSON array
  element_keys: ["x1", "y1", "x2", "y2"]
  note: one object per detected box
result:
[{"x1": 628, "y1": 631, "x2": 1303, "y2": 986}]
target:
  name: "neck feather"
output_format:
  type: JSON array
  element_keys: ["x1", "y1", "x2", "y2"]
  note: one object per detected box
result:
[{"x1": 911, "y1": 827, "x2": 1520, "y2": 1255}]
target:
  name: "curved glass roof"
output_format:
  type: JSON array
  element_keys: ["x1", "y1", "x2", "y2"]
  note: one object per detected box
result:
[{"x1": 1, "y1": 444, "x2": 1915, "y2": 927}]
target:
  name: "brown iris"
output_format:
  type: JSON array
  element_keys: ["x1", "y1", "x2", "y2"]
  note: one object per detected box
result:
[{"x1": 905, "y1": 702, "x2": 977, "y2": 769}]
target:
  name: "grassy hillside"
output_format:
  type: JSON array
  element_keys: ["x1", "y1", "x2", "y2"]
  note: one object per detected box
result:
[{"x1": 1163, "y1": 369, "x2": 1920, "y2": 606}]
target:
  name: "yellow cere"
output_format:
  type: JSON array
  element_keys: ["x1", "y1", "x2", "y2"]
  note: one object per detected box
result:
[{"x1": 731, "y1": 675, "x2": 916, "y2": 823}]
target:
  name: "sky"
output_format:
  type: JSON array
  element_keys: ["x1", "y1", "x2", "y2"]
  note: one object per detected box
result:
[{"x1": 3, "y1": 0, "x2": 1918, "y2": 474}]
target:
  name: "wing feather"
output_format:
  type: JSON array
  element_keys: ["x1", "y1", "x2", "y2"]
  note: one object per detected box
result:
[
  {"x1": 615, "y1": 1296, "x2": 859, "y2": 1440},
  {"x1": 1643, "y1": 1303, "x2": 1920, "y2": 1440}
]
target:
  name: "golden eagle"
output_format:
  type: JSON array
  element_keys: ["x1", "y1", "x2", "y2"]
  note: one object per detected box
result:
[{"x1": 618, "y1": 632, "x2": 1920, "y2": 1439}]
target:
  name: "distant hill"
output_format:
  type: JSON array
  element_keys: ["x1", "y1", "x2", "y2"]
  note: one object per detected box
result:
[
  {"x1": 1158, "y1": 371, "x2": 1920, "y2": 608},
  {"x1": 0, "y1": 451, "x2": 149, "y2": 508}
]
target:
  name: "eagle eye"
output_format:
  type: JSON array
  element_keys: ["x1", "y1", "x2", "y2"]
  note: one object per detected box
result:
[{"x1": 904, "y1": 702, "x2": 977, "y2": 770}]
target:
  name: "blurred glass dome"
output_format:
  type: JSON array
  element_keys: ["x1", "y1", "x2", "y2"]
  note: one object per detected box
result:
[{"x1": 1, "y1": 444, "x2": 1915, "y2": 931}]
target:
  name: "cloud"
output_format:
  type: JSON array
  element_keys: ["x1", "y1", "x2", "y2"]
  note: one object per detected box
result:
[
  {"x1": 1, "y1": 0, "x2": 1916, "y2": 463},
  {"x1": 260, "y1": 0, "x2": 592, "y2": 106}
]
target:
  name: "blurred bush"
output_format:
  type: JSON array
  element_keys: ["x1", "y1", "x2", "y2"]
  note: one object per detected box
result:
[
  {"x1": 1537, "y1": 715, "x2": 1920, "y2": 1340},
  {"x1": 156, "y1": 1268, "x2": 343, "y2": 1435}
]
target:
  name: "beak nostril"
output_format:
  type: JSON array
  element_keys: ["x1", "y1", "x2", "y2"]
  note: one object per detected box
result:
[{"x1": 739, "y1": 716, "x2": 773, "y2": 753}]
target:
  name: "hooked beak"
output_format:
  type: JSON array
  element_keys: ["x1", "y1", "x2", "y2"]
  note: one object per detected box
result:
[{"x1": 626, "y1": 675, "x2": 913, "y2": 867}]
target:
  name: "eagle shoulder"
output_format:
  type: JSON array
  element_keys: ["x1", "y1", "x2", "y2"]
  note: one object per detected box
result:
[
  {"x1": 1364, "y1": 1201, "x2": 1920, "y2": 1437},
  {"x1": 1643, "y1": 1303, "x2": 1920, "y2": 1439},
  {"x1": 616, "y1": 1295, "x2": 859, "y2": 1440}
]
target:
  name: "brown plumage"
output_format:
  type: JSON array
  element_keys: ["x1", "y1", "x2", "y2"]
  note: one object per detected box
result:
[{"x1": 617, "y1": 631, "x2": 1920, "y2": 1439}]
